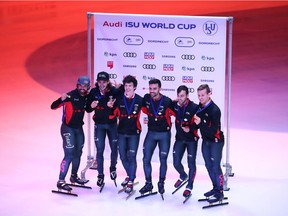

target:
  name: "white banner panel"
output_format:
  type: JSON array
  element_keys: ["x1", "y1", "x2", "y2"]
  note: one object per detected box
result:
[{"x1": 92, "y1": 13, "x2": 228, "y2": 163}]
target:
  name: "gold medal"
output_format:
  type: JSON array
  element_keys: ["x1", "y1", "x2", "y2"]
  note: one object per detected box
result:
[
  {"x1": 155, "y1": 118, "x2": 158, "y2": 121},
  {"x1": 128, "y1": 116, "x2": 131, "y2": 119}
]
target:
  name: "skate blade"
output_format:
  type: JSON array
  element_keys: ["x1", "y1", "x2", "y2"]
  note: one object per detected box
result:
[
  {"x1": 135, "y1": 191, "x2": 157, "y2": 200},
  {"x1": 118, "y1": 181, "x2": 139, "y2": 194},
  {"x1": 52, "y1": 189, "x2": 78, "y2": 197},
  {"x1": 202, "y1": 201, "x2": 229, "y2": 209},
  {"x1": 183, "y1": 194, "x2": 192, "y2": 204},
  {"x1": 198, "y1": 197, "x2": 228, "y2": 202},
  {"x1": 125, "y1": 190, "x2": 136, "y2": 200},
  {"x1": 172, "y1": 180, "x2": 188, "y2": 195},
  {"x1": 67, "y1": 183, "x2": 92, "y2": 189},
  {"x1": 99, "y1": 183, "x2": 105, "y2": 193}
]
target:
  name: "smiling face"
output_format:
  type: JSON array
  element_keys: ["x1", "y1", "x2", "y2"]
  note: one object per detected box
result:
[
  {"x1": 177, "y1": 90, "x2": 188, "y2": 106},
  {"x1": 149, "y1": 83, "x2": 161, "y2": 99},
  {"x1": 77, "y1": 84, "x2": 89, "y2": 96},
  {"x1": 197, "y1": 88, "x2": 211, "y2": 106},
  {"x1": 124, "y1": 82, "x2": 135, "y2": 97},
  {"x1": 97, "y1": 80, "x2": 109, "y2": 92}
]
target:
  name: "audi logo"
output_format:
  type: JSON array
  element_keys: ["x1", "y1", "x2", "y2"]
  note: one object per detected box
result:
[
  {"x1": 123, "y1": 52, "x2": 137, "y2": 58},
  {"x1": 161, "y1": 76, "x2": 175, "y2": 81},
  {"x1": 109, "y1": 74, "x2": 117, "y2": 79},
  {"x1": 181, "y1": 54, "x2": 195, "y2": 60},
  {"x1": 142, "y1": 64, "x2": 156, "y2": 69},
  {"x1": 188, "y1": 88, "x2": 195, "y2": 93},
  {"x1": 201, "y1": 66, "x2": 215, "y2": 72}
]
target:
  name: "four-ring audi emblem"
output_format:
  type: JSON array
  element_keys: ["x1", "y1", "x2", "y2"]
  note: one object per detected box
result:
[
  {"x1": 109, "y1": 74, "x2": 117, "y2": 79},
  {"x1": 123, "y1": 52, "x2": 137, "y2": 58},
  {"x1": 161, "y1": 76, "x2": 175, "y2": 81},
  {"x1": 142, "y1": 64, "x2": 156, "y2": 69},
  {"x1": 181, "y1": 54, "x2": 195, "y2": 60},
  {"x1": 201, "y1": 66, "x2": 215, "y2": 72}
]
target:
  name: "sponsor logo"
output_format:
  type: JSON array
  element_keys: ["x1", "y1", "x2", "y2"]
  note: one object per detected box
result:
[
  {"x1": 143, "y1": 75, "x2": 156, "y2": 81},
  {"x1": 182, "y1": 66, "x2": 195, "y2": 71},
  {"x1": 182, "y1": 76, "x2": 193, "y2": 83},
  {"x1": 175, "y1": 37, "x2": 195, "y2": 47},
  {"x1": 162, "y1": 55, "x2": 176, "y2": 58},
  {"x1": 201, "y1": 66, "x2": 215, "y2": 72},
  {"x1": 198, "y1": 41, "x2": 220, "y2": 45},
  {"x1": 162, "y1": 76, "x2": 175, "y2": 81},
  {"x1": 109, "y1": 74, "x2": 117, "y2": 79},
  {"x1": 142, "y1": 64, "x2": 156, "y2": 69},
  {"x1": 203, "y1": 21, "x2": 218, "y2": 35},
  {"x1": 181, "y1": 54, "x2": 195, "y2": 60},
  {"x1": 147, "y1": 40, "x2": 169, "y2": 44},
  {"x1": 107, "y1": 61, "x2": 113, "y2": 69},
  {"x1": 97, "y1": 38, "x2": 118, "y2": 42},
  {"x1": 188, "y1": 88, "x2": 195, "y2": 93},
  {"x1": 124, "y1": 35, "x2": 143, "y2": 45},
  {"x1": 123, "y1": 52, "x2": 137, "y2": 58},
  {"x1": 163, "y1": 64, "x2": 174, "y2": 71},
  {"x1": 162, "y1": 88, "x2": 175, "y2": 92},
  {"x1": 201, "y1": 55, "x2": 215, "y2": 60},
  {"x1": 104, "y1": 52, "x2": 117, "y2": 57},
  {"x1": 144, "y1": 52, "x2": 155, "y2": 59},
  {"x1": 200, "y1": 79, "x2": 214, "y2": 83},
  {"x1": 123, "y1": 65, "x2": 137, "y2": 68},
  {"x1": 103, "y1": 21, "x2": 123, "y2": 27}
]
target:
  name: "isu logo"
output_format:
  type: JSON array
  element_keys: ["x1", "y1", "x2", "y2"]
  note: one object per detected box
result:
[
  {"x1": 161, "y1": 76, "x2": 175, "y2": 81},
  {"x1": 201, "y1": 66, "x2": 215, "y2": 72},
  {"x1": 181, "y1": 54, "x2": 195, "y2": 60},
  {"x1": 123, "y1": 52, "x2": 137, "y2": 58},
  {"x1": 109, "y1": 74, "x2": 117, "y2": 79},
  {"x1": 142, "y1": 64, "x2": 156, "y2": 69}
]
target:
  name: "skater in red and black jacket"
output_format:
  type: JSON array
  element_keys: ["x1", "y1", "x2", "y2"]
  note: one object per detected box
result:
[
  {"x1": 51, "y1": 76, "x2": 90, "y2": 192},
  {"x1": 110, "y1": 75, "x2": 143, "y2": 194},
  {"x1": 194, "y1": 84, "x2": 225, "y2": 203},
  {"x1": 86, "y1": 71, "x2": 123, "y2": 188},
  {"x1": 139, "y1": 78, "x2": 173, "y2": 197},
  {"x1": 170, "y1": 85, "x2": 199, "y2": 199}
]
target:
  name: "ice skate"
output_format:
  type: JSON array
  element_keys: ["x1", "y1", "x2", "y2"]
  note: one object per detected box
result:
[
  {"x1": 135, "y1": 182, "x2": 157, "y2": 200},
  {"x1": 158, "y1": 181, "x2": 165, "y2": 200},
  {"x1": 172, "y1": 177, "x2": 188, "y2": 194},
  {"x1": 52, "y1": 180, "x2": 77, "y2": 196},
  {"x1": 110, "y1": 167, "x2": 117, "y2": 187},
  {"x1": 97, "y1": 174, "x2": 105, "y2": 192},
  {"x1": 208, "y1": 191, "x2": 224, "y2": 203},
  {"x1": 124, "y1": 181, "x2": 136, "y2": 200},
  {"x1": 68, "y1": 174, "x2": 92, "y2": 189},
  {"x1": 121, "y1": 176, "x2": 129, "y2": 187},
  {"x1": 183, "y1": 188, "x2": 192, "y2": 204},
  {"x1": 204, "y1": 188, "x2": 217, "y2": 198},
  {"x1": 199, "y1": 190, "x2": 229, "y2": 209}
]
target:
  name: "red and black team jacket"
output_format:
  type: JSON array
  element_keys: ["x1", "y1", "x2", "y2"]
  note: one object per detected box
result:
[
  {"x1": 51, "y1": 89, "x2": 88, "y2": 129},
  {"x1": 86, "y1": 86, "x2": 123, "y2": 124},
  {"x1": 171, "y1": 99, "x2": 199, "y2": 141},
  {"x1": 110, "y1": 93, "x2": 143, "y2": 135},
  {"x1": 142, "y1": 93, "x2": 173, "y2": 132},
  {"x1": 196, "y1": 100, "x2": 224, "y2": 142}
]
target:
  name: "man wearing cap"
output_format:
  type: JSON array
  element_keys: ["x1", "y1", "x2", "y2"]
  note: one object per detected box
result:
[
  {"x1": 51, "y1": 76, "x2": 90, "y2": 192},
  {"x1": 87, "y1": 71, "x2": 122, "y2": 188}
]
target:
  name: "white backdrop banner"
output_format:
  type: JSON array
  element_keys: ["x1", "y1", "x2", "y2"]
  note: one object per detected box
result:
[{"x1": 92, "y1": 13, "x2": 228, "y2": 163}]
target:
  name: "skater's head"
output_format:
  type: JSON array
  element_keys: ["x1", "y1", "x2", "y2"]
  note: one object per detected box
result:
[
  {"x1": 123, "y1": 75, "x2": 137, "y2": 98},
  {"x1": 149, "y1": 79, "x2": 161, "y2": 100},
  {"x1": 197, "y1": 84, "x2": 212, "y2": 105},
  {"x1": 76, "y1": 76, "x2": 90, "y2": 96},
  {"x1": 95, "y1": 71, "x2": 112, "y2": 92},
  {"x1": 177, "y1": 85, "x2": 189, "y2": 106}
]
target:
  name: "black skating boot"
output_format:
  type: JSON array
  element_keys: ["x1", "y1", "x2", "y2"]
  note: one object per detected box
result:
[
  {"x1": 204, "y1": 188, "x2": 217, "y2": 197},
  {"x1": 57, "y1": 180, "x2": 72, "y2": 191},
  {"x1": 110, "y1": 167, "x2": 117, "y2": 180},
  {"x1": 125, "y1": 181, "x2": 134, "y2": 194},
  {"x1": 70, "y1": 174, "x2": 89, "y2": 185},
  {"x1": 121, "y1": 176, "x2": 129, "y2": 187},
  {"x1": 208, "y1": 190, "x2": 224, "y2": 203},
  {"x1": 97, "y1": 174, "x2": 105, "y2": 187},
  {"x1": 174, "y1": 177, "x2": 187, "y2": 188},
  {"x1": 158, "y1": 181, "x2": 165, "y2": 194},
  {"x1": 139, "y1": 182, "x2": 153, "y2": 194},
  {"x1": 183, "y1": 188, "x2": 191, "y2": 198}
]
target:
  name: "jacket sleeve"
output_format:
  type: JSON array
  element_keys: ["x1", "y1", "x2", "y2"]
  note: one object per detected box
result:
[{"x1": 51, "y1": 98, "x2": 63, "y2": 110}]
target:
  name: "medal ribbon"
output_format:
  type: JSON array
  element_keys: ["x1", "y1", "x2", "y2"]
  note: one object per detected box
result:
[
  {"x1": 150, "y1": 95, "x2": 163, "y2": 118},
  {"x1": 124, "y1": 95, "x2": 136, "y2": 117}
]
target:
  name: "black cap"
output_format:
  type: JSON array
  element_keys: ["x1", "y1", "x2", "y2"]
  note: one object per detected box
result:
[{"x1": 97, "y1": 71, "x2": 109, "y2": 81}]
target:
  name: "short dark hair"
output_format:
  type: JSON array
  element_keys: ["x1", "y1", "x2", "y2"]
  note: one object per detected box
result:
[
  {"x1": 197, "y1": 84, "x2": 211, "y2": 94},
  {"x1": 177, "y1": 85, "x2": 188, "y2": 95},
  {"x1": 149, "y1": 78, "x2": 161, "y2": 88},
  {"x1": 123, "y1": 75, "x2": 137, "y2": 87}
]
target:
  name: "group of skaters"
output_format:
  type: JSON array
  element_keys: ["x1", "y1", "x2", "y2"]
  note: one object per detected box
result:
[{"x1": 51, "y1": 71, "x2": 225, "y2": 203}]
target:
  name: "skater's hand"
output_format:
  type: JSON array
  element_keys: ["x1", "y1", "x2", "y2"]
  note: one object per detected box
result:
[
  {"x1": 61, "y1": 93, "x2": 70, "y2": 101},
  {"x1": 107, "y1": 96, "x2": 116, "y2": 108},
  {"x1": 182, "y1": 126, "x2": 190, "y2": 133},
  {"x1": 193, "y1": 114, "x2": 201, "y2": 125},
  {"x1": 91, "y1": 100, "x2": 99, "y2": 109}
]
